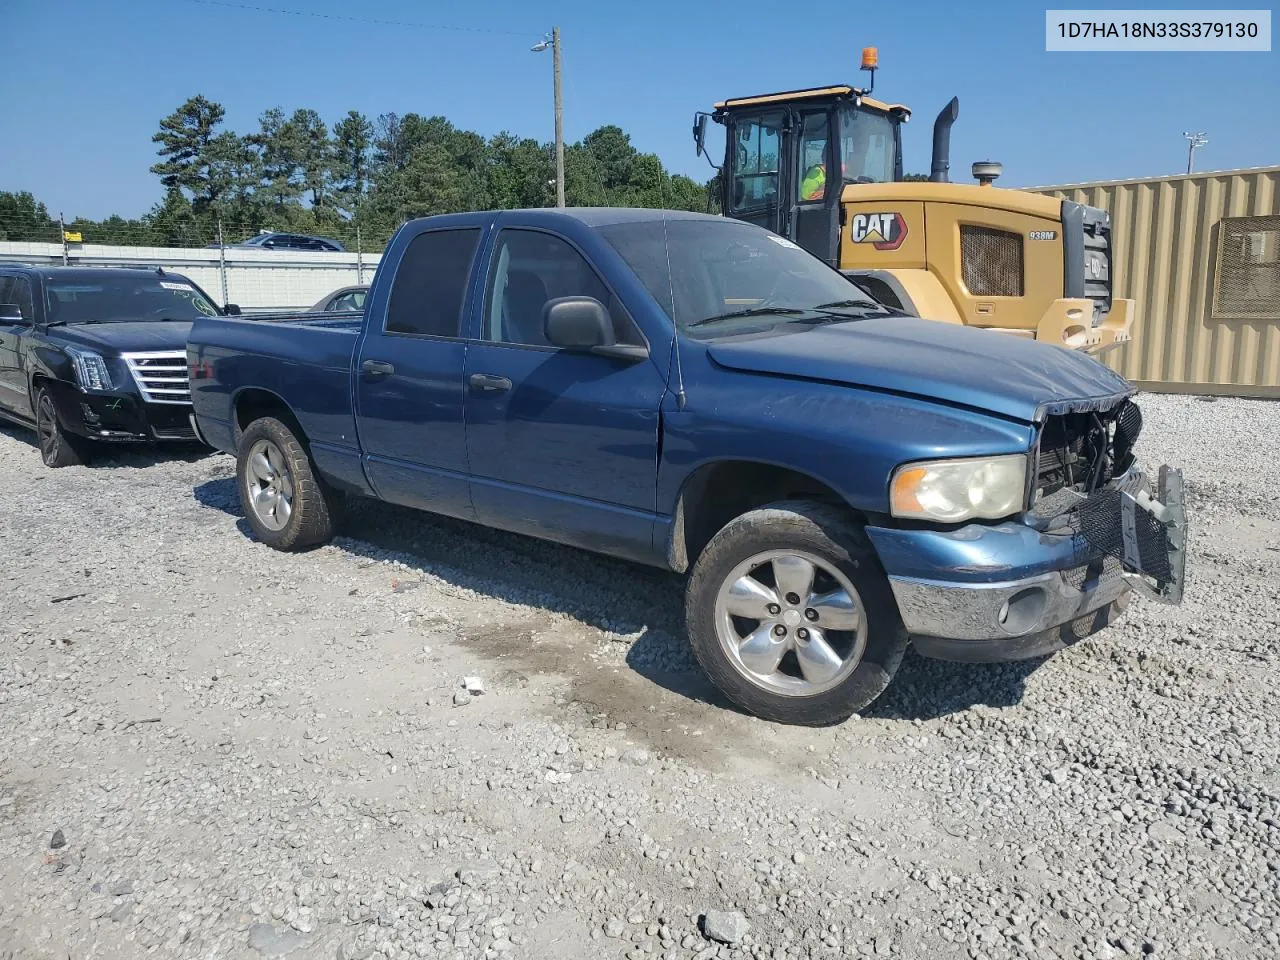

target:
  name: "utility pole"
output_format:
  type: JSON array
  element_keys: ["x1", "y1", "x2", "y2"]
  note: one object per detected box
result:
[
  {"x1": 217, "y1": 217, "x2": 230, "y2": 307},
  {"x1": 1182, "y1": 131, "x2": 1208, "y2": 175},
  {"x1": 533, "y1": 27, "x2": 565, "y2": 207},
  {"x1": 59, "y1": 212, "x2": 69, "y2": 265},
  {"x1": 553, "y1": 27, "x2": 564, "y2": 208},
  {"x1": 355, "y1": 220, "x2": 364, "y2": 284}
]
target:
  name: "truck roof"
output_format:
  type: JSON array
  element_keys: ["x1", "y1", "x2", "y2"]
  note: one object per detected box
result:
[
  {"x1": 714, "y1": 85, "x2": 910, "y2": 118},
  {"x1": 401, "y1": 207, "x2": 729, "y2": 232}
]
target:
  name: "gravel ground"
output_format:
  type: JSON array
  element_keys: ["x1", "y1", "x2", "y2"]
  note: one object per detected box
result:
[{"x1": 1, "y1": 392, "x2": 1277, "y2": 960}]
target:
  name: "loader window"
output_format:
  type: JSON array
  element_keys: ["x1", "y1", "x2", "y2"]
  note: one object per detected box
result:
[
  {"x1": 838, "y1": 104, "x2": 895, "y2": 184},
  {"x1": 729, "y1": 111, "x2": 782, "y2": 213},
  {"x1": 797, "y1": 112, "x2": 829, "y2": 203}
]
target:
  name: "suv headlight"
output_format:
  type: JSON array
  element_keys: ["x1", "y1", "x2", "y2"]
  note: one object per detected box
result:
[
  {"x1": 66, "y1": 346, "x2": 114, "y2": 392},
  {"x1": 890, "y1": 454, "x2": 1027, "y2": 523}
]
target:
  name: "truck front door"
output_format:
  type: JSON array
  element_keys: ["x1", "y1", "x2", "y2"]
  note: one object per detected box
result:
[
  {"x1": 461, "y1": 225, "x2": 667, "y2": 565},
  {"x1": 352, "y1": 223, "x2": 483, "y2": 521}
]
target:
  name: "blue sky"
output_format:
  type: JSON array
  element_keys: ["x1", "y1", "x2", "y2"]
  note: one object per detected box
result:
[{"x1": 2, "y1": 0, "x2": 1276, "y2": 219}]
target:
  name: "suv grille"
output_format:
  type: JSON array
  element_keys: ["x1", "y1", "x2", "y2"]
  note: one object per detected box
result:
[
  {"x1": 122, "y1": 351, "x2": 191, "y2": 405},
  {"x1": 960, "y1": 225, "x2": 1024, "y2": 297}
]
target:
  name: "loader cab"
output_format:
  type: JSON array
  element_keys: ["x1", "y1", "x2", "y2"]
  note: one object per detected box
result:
[{"x1": 698, "y1": 86, "x2": 907, "y2": 265}]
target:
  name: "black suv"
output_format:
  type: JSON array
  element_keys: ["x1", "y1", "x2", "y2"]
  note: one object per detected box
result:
[{"x1": 0, "y1": 264, "x2": 235, "y2": 467}]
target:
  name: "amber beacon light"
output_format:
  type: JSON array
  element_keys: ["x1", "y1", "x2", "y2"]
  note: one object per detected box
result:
[{"x1": 860, "y1": 46, "x2": 878, "y2": 70}]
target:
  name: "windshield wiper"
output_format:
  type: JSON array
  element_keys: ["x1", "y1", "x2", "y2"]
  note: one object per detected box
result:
[
  {"x1": 686, "y1": 306, "x2": 811, "y2": 328},
  {"x1": 814, "y1": 299, "x2": 895, "y2": 313}
]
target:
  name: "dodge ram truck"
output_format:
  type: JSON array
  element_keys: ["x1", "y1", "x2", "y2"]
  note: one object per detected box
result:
[{"x1": 187, "y1": 208, "x2": 1187, "y2": 726}]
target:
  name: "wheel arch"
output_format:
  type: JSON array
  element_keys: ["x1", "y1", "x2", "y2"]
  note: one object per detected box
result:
[
  {"x1": 667, "y1": 459, "x2": 869, "y2": 573},
  {"x1": 231, "y1": 387, "x2": 308, "y2": 449}
]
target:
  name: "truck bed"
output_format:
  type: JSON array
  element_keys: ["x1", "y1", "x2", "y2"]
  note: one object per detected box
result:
[{"x1": 187, "y1": 313, "x2": 363, "y2": 470}]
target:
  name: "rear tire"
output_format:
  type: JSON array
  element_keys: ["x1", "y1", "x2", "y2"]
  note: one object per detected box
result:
[
  {"x1": 35, "y1": 385, "x2": 92, "y2": 468},
  {"x1": 236, "y1": 416, "x2": 342, "y2": 551},
  {"x1": 685, "y1": 499, "x2": 908, "y2": 726}
]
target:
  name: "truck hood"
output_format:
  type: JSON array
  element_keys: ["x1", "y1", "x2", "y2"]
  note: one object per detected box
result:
[
  {"x1": 50, "y1": 321, "x2": 194, "y2": 355},
  {"x1": 703, "y1": 315, "x2": 1133, "y2": 422}
]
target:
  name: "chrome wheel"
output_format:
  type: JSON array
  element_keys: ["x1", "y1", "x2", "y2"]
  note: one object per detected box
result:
[
  {"x1": 244, "y1": 438, "x2": 294, "y2": 531},
  {"x1": 36, "y1": 392, "x2": 59, "y2": 464},
  {"x1": 714, "y1": 548, "x2": 868, "y2": 697}
]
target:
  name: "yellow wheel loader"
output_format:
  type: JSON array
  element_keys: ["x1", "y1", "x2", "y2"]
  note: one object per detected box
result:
[{"x1": 693, "y1": 49, "x2": 1134, "y2": 354}]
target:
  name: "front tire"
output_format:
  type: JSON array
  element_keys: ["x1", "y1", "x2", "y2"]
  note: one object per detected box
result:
[
  {"x1": 236, "y1": 416, "x2": 341, "y2": 551},
  {"x1": 685, "y1": 500, "x2": 908, "y2": 726},
  {"x1": 35, "y1": 385, "x2": 91, "y2": 468}
]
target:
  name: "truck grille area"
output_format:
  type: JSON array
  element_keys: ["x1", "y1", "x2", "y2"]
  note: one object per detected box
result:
[
  {"x1": 1063, "y1": 200, "x2": 1115, "y2": 326},
  {"x1": 1032, "y1": 398, "x2": 1142, "y2": 501},
  {"x1": 1081, "y1": 207, "x2": 1113, "y2": 324},
  {"x1": 122, "y1": 351, "x2": 191, "y2": 405}
]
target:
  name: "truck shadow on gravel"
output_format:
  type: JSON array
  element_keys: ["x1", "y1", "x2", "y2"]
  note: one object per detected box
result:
[
  {"x1": 0, "y1": 421, "x2": 213, "y2": 470},
  {"x1": 863, "y1": 649, "x2": 1046, "y2": 721},
  {"x1": 192, "y1": 476, "x2": 1039, "y2": 723}
]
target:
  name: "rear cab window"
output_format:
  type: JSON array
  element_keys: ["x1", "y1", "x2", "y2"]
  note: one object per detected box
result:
[{"x1": 384, "y1": 228, "x2": 483, "y2": 338}]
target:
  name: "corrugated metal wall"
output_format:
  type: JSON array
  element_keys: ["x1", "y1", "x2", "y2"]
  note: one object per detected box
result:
[
  {"x1": 1028, "y1": 166, "x2": 1280, "y2": 398},
  {"x1": 0, "y1": 242, "x2": 380, "y2": 313}
]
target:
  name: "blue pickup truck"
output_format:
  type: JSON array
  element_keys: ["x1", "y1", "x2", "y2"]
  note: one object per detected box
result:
[{"x1": 187, "y1": 208, "x2": 1187, "y2": 726}]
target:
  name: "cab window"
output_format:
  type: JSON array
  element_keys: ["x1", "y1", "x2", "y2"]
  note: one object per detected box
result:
[
  {"x1": 838, "y1": 104, "x2": 895, "y2": 184},
  {"x1": 797, "y1": 112, "x2": 829, "y2": 203},
  {"x1": 730, "y1": 111, "x2": 782, "y2": 213},
  {"x1": 482, "y1": 229, "x2": 641, "y2": 348},
  {"x1": 385, "y1": 228, "x2": 481, "y2": 338}
]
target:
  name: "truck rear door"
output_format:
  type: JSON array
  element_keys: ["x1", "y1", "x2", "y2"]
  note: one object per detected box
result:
[
  {"x1": 352, "y1": 222, "x2": 484, "y2": 520},
  {"x1": 461, "y1": 223, "x2": 667, "y2": 566}
]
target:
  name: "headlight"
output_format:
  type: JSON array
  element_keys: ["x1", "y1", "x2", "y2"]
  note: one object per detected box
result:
[
  {"x1": 66, "y1": 346, "x2": 114, "y2": 392},
  {"x1": 890, "y1": 454, "x2": 1027, "y2": 523}
]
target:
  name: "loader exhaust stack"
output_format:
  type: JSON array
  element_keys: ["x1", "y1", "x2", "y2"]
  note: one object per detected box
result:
[{"x1": 930, "y1": 97, "x2": 959, "y2": 183}]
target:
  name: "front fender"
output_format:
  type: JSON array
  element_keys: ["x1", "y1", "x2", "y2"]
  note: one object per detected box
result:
[{"x1": 657, "y1": 361, "x2": 1035, "y2": 517}]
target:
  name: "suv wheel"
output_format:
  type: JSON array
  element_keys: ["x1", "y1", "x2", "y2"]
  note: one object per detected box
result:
[{"x1": 35, "y1": 386, "x2": 91, "y2": 468}]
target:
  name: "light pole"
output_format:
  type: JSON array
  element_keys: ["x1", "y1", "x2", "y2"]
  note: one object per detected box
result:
[
  {"x1": 532, "y1": 27, "x2": 565, "y2": 208},
  {"x1": 1182, "y1": 131, "x2": 1208, "y2": 175}
]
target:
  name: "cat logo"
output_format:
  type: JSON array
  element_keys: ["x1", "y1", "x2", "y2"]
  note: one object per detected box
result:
[{"x1": 849, "y1": 212, "x2": 907, "y2": 251}]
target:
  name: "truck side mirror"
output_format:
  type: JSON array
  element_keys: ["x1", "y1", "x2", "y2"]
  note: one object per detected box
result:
[
  {"x1": 693, "y1": 113, "x2": 708, "y2": 157},
  {"x1": 0, "y1": 302, "x2": 23, "y2": 323},
  {"x1": 224, "y1": 303, "x2": 242, "y2": 316},
  {"x1": 545, "y1": 297, "x2": 614, "y2": 350}
]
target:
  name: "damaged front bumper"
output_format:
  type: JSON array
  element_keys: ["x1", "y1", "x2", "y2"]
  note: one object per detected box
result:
[{"x1": 866, "y1": 464, "x2": 1187, "y2": 663}]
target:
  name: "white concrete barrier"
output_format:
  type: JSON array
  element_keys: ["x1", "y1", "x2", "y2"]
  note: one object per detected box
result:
[{"x1": 0, "y1": 242, "x2": 382, "y2": 313}]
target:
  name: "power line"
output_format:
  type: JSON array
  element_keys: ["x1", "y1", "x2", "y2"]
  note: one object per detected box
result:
[{"x1": 184, "y1": 0, "x2": 527, "y2": 36}]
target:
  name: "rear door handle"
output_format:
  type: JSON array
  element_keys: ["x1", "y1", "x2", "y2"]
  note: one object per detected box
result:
[
  {"x1": 468, "y1": 373, "x2": 512, "y2": 393},
  {"x1": 361, "y1": 359, "x2": 395, "y2": 380}
]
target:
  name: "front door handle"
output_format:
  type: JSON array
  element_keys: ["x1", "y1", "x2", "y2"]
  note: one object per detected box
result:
[
  {"x1": 361, "y1": 359, "x2": 395, "y2": 380},
  {"x1": 468, "y1": 373, "x2": 512, "y2": 393}
]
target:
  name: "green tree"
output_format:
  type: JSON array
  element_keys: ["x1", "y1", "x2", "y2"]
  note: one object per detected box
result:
[
  {"x1": 582, "y1": 126, "x2": 636, "y2": 193},
  {"x1": 253, "y1": 108, "x2": 304, "y2": 209},
  {"x1": 0, "y1": 190, "x2": 60, "y2": 241},
  {"x1": 285, "y1": 108, "x2": 331, "y2": 211},
  {"x1": 332, "y1": 110, "x2": 373, "y2": 217},
  {"x1": 150, "y1": 95, "x2": 228, "y2": 211}
]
